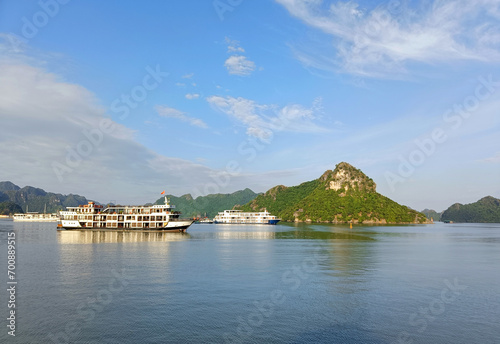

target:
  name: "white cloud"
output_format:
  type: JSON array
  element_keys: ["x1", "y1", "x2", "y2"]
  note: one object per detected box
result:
[
  {"x1": 155, "y1": 106, "x2": 184, "y2": 117},
  {"x1": 225, "y1": 37, "x2": 245, "y2": 53},
  {"x1": 0, "y1": 35, "x2": 328, "y2": 204},
  {"x1": 276, "y1": 0, "x2": 500, "y2": 77},
  {"x1": 224, "y1": 38, "x2": 257, "y2": 76},
  {"x1": 185, "y1": 93, "x2": 200, "y2": 100},
  {"x1": 182, "y1": 73, "x2": 194, "y2": 79},
  {"x1": 206, "y1": 95, "x2": 328, "y2": 140},
  {"x1": 224, "y1": 55, "x2": 256, "y2": 76},
  {"x1": 156, "y1": 105, "x2": 207, "y2": 128},
  {"x1": 0, "y1": 37, "x2": 219, "y2": 204},
  {"x1": 481, "y1": 152, "x2": 500, "y2": 163}
]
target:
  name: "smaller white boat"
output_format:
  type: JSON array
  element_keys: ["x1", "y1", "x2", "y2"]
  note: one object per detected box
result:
[
  {"x1": 213, "y1": 209, "x2": 280, "y2": 225},
  {"x1": 13, "y1": 204, "x2": 59, "y2": 222},
  {"x1": 197, "y1": 217, "x2": 214, "y2": 224},
  {"x1": 13, "y1": 213, "x2": 59, "y2": 222}
]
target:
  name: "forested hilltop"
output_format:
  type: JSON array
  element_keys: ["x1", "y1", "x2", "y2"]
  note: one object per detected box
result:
[
  {"x1": 421, "y1": 209, "x2": 442, "y2": 221},
  {"x1": 0, "y1": 201, "x2": 23, "y2": 215},
  {"x1": 239, "y1": 162, "x2": 429, "y2": 224},
  {"x1": 441, "y1": 196, "x2": 500, "y2": 223},
  {"x1": 154, "y1": 188, "x2": 258, "y2": 218}
]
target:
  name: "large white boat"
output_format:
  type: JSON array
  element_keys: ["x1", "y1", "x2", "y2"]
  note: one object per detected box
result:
[
  {"x1": 13, "y1": 212, "x2": 59, "y2": 222},
  {"x1": 213, "y1": 209, "x2": 280, "y2": 225},
  {"x1": 58, "y1": 197, "x2": 194, "y2": 232},
  {"x1": 13, "y1": 204, "x2": 60, "y2": 222}
]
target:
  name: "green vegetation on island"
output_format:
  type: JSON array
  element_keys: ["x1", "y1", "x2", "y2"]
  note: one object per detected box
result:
[
  {"x1": 154, "y1": 188, "x2": 258, "y2": 218},
  {"x1": 0, "y1": 182, "x2": 90, "y2": 213},
  {"x1": 440, "y1": 196, "x2": 500, "y2": 223},
  {"x1": 0, "y1": 201, "x2": 23, "y2": 215},
  {"x1": 421, "y1": 209, "x2": 442, "y2": 221},
  {"x1": 239, "y1": 162, "x2": 429, "y2": 224}
]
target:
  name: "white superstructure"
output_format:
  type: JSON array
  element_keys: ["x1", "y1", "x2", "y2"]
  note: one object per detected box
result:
[
  {"x1": 213, "y1": 209, "x2": 280, "y2": 225},
  {"x1": 59, "y1": 197, "x2": 194, "y2": 232},
  {"x1": 13, "y1": 213, "x2": 60, "y2": 222}
]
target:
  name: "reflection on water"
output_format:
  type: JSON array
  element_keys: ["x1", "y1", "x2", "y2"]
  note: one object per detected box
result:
[
  {"x1": 193, "y1": 225, "x2": 377, "y2": 241},
  {"x1": 210, "y1": 230, "x2": 276, "y2": 240},
  {"x1": 57, "y1": 230, "x2": 191, "y2": 244},
  {"x1": 275, "y1": 227, "x2": 376, "y2": 241},
  {"x1": 195, "y1": 230, "x2": 374, "y2": 241},
  {"x1": 325, "y1": 239, "x2": 374, "y2": 276}
]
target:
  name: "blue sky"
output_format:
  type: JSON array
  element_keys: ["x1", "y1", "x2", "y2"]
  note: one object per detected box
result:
[{"x1": 0, "y1": 0, "x2": 499, "y2": 211}]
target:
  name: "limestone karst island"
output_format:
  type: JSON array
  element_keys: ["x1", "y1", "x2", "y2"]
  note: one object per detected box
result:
[{"x1": 239, "y1": 162, "x2": 429, "y2": 224}]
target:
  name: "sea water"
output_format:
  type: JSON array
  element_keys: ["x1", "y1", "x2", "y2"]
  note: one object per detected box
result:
[{"x1": 0, "y1": 220, "x2": 499, "y2": 343}]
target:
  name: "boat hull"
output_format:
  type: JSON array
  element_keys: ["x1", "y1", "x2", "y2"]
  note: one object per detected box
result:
[
  {"x1": 214, "y1": 220, "x2": 280, "y2": 225},
  {"x1": 59, "y1": 219, "x2": 194, "y2": 232}
]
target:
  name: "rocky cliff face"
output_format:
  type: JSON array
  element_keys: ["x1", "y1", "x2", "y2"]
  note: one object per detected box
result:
[
  {"x1": 264, "y1": 185, "x2": 288, "y2": 200},
  {"x1": 320, "y1": 162, "x2": 376, "y2": 196}
]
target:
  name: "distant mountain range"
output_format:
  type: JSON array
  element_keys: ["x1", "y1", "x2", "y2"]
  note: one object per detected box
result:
[
  {"x1": 0, "y1": 181, "x2": 90, "y2": 214},
  {"x1": 154, "y1": 188, "x2": 258, "y2": 218},
  {"x1": 420, "y1": 209, "x2": 442, "y2": 221},
  {"x1": 420, "y1": 196, "x2": 500, "y2": 223},
  {"x1": 239, "y1": 162, "x2": 429, "y2": 224},
  {"x1": 440, "y1": 196, "x2": 500, "y2": 223},
  {"x1": 0, "y1": 181, "x2": 258, "y2": 217}
]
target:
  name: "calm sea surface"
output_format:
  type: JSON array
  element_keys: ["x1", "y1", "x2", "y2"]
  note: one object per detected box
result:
[{"x1": 0, "y1": 220, "x2": 499, "y2": 344}]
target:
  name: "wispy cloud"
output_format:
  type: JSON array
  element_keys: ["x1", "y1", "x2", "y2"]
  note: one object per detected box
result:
[
  {"x1": 156, "y1": 105, "x2": 207, "y2": 128},
  {"x1": 225, "y1": 37, "x2": 245, "y2": 53},
  {"x1": 182, "y1": 73, "x2": 194, "y2": 79},
  {"x1": 206, "y1": 95, "x2": 328, "y2": 140},
  {"x1": 185, "y1": 93, "x2": 200, "y2": 100},
  {"x1": 276, "y1": 0, "x2": 500, "y2": 78},
  {"x1": 224, "y1": 56, "x2": 256, "y2": 76},
  {"x1": 0, "y1": 40, "x2": 313, "y2": 201},
  {"x1": 0, "y1": 39, "x2": 217, "y2": 203},
  {"x1": 481, "y1": 152, "x2": 500, "y2": 163},
  {"x1": 224, "y1": 38, "x2": 256, "y2": 76}
]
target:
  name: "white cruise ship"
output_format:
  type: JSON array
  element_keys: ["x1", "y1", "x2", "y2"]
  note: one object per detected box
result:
[
  {"x1": 213, "y1": 209, "x2": 280, "y2": 225},
  {"x1": 13, "y1": 204, "x2": 59, "y2": 222},
  {"x1": 58, "y1": 197, "x2": 194, "y2": 232},
  {"x1": 13, "y1": 212, "x2": 60, "y2": 222}
]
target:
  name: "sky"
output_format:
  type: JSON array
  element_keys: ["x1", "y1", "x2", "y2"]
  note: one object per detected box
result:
[{"x1": 0, "y1": 0, "x2": 499, "y2": 212}]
